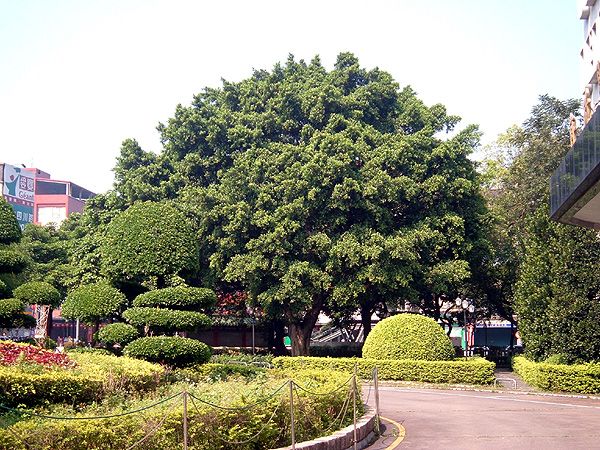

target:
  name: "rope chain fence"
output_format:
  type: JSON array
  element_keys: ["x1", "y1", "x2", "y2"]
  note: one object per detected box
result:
[{"x1": 0, "y1": 366, "x2": 381, "y2": 450}]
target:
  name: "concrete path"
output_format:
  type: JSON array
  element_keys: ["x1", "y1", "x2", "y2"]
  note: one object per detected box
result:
[{"x1": 363, "y1": 374, "x2": 600, "y2": 450}]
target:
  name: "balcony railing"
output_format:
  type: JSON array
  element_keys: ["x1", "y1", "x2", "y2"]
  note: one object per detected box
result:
[{"x1": 550, "y1": 107, "x2": 600, "y2": 226}]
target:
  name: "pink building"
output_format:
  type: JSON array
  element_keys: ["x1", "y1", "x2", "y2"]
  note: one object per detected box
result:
[{"x1": 24, "y1": 168, "x2": 95, "y2": 226}]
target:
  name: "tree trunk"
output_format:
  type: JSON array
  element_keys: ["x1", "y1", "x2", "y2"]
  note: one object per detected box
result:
[
  {"x1": 360, "y1": 303, "x2": 373, "y2": 340},
  {"x1": 286, "y1": 293, "x2": 324, "y2": 356}
]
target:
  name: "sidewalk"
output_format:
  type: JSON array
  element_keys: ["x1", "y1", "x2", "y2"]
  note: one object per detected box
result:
[{"x1": 493, "y1": 368, "x2": 536, "y2": 391}]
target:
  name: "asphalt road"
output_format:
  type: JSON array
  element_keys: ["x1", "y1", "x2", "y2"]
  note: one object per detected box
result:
[{"x1": 364, "y1": 386, "x2": 600, "y2": 450}]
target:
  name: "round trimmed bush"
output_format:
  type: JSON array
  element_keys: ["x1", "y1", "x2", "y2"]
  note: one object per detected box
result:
[
  {"x1": 124, "y1": 336, "x2": 212, "y2": 367},
  {"x1": 101, "y1": 202, "x2": 199, "y2": 282},
  {"x1": 61, "y1": 281, "x2": 127, "y2": 325},
  {"x1": 362, "y1": 313, "x2": 455, "y2": 361},
  {"x1": 13, "y1": 281, "x2": 62, "y2": 308},
  {"x1": 133, "y1": 286, "x2": 217, "y2": 310},
  {"x1": 123, "y1": 307, "x2": 211, "y2": 332},
  {"x1": 96, "y1": 323, "x2": 140, "y2": 346}
]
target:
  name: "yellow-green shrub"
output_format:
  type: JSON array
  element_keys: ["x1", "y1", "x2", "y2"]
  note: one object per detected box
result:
[
  {"x1": 513, "y1": 356, "x2": 600, "y2": 394},
  {"x1": 0, "y1": 353, "x2": 166, "y2": 407}
]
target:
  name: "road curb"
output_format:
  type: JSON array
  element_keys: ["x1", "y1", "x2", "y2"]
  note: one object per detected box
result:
[{"x1": 271, "y1": 406, "x2": 377, "y2": 450}]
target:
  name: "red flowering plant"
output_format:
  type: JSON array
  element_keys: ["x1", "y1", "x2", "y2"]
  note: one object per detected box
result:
[
  {"x1": 210, "y1": 291, "x2": 264, "y2": 326},
  {"x1": 0, "y1": 341, "x2": 77, "y2": 370}
]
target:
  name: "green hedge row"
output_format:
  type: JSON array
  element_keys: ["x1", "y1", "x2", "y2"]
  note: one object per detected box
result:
[
  {"x1": 512, "y1": 356, "x2": 600, "y2": 394},
  {"x1": 272, "y1": 356, "x2": 495, "y2": 385}
]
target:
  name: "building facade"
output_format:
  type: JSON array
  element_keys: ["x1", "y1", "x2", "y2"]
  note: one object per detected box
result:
[
  {"x1": 25, "y1": 168, "x2": 95, "y2": 226},
  {"x1": 1, "y1": 163, "x2": 95, "y2": 228}
]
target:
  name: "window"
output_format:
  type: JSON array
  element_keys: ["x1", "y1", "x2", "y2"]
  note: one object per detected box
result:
[{"x1": 37, "y1": 206, "x2": 66, "y2": 226}]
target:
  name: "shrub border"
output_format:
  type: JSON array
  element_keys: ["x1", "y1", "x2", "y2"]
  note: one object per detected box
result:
[
  {"x1": 271, "y1": 356, "x2": 495, "y2": 385},
  {"x1": 512, "y1": 356, "x2": 600, "y2": 394}
]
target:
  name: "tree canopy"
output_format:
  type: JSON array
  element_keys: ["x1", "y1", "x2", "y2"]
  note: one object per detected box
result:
[
  {"x1": 484, "y1": 94, "x2": 600, "y2": 363},
  {"x1": 0, "y1": 197, "x2": 32, "y2": 328},
  {"x1": 108, "y1": 53, "x2": 488, "y2": 355},
  {"x1": 101, "y1": 201, "x2": 199, "y2": 288}
]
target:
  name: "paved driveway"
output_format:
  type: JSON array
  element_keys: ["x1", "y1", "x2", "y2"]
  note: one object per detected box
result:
[{"x1": 364, "y1": 386, "x2": 600, "y2": 450}]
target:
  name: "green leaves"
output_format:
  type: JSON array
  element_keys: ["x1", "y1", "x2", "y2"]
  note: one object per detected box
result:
[
  {"x1": 133, "y1": 286, "x2": 217, "y2": 310},
  {"x1": 61, "y1": 281, "x2": 127, "y2": 325},
  {"x1": 13, "y1": 281, "x2": 61, "y2": 308},
  {"x1": 0, "y1": 198, "x2": 21, "y2": 245},
  {"x1": 101, "y1": 201, "x2": 199, "y2": 285},
  {"x1": 123, "y1": 307, "x2": 211, "y2": 332}
]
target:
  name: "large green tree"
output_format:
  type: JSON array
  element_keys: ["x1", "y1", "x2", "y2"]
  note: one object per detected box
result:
[
  {"x1": 486, "y1": 95, "x2": 600, "y2": 362},
  {"x1": 133, "y1": 53, "x2": 488, "y2": 355}
]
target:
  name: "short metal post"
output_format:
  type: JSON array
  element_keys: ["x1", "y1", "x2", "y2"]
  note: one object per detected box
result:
[
  {"x1": 290, "y1": 380, "x2": 296, "y2": 450},
  {"x1": 353, "y1": 374, "x2": 357, "y2": 450},
  {"x1": 183, "y1": 391, "x2": 188, "y2": 450},
  {"x1": 374, "y1": 366, "x2": 380, "y2": 434}
]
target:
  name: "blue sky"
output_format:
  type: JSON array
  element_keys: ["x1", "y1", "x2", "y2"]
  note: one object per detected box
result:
[{"x1": 0, "y1": 1, "x2": 582, "y2": 193}]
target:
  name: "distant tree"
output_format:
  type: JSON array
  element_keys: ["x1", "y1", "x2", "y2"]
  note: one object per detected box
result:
[
  {"x1": 485, "y1": 95, "x2": 600, "y2": 362},
  {"x1": 0, "y1": 197, "x2": 33, "y2": 329},
  {"x1": 19, "y1": 223, "x2": 75, "y2": 294}
]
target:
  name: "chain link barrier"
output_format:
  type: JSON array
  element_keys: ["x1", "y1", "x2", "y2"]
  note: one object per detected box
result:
[{"x1": 0, "y1": 366, "x2": 381, "y2": 450}]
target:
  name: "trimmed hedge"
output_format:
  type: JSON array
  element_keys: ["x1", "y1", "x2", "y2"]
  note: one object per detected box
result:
[
  {"x1": 272, "y1": 356, "x2": 495, "y2": 385},
  {"x1": 123, "y1": 307, "x2": 211, "y2": 331},
  {"x1": 133, "y1": 286, "x2": 217, "y2": 310},
  {"x1": 124, "y1": 336, "x2": 212, "y2": 367},
  {"x1": 513, "y1": 356, "x2": 600, "y2": 394},
  {"x1": 96, "y1": 323, "x2": 140, "y2": 346},
  {"x1": 13, "y1": 281, "x2": 62, "y2": 308},
  {"x1": 362, "y1": 313, "x2": 455, "y2": 361}
]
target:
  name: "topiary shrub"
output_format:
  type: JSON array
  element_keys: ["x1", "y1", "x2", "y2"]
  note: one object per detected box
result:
[
  {"x1": 61, "y1": 281, "x2": 127, "y2": 325},
  {"x1": 0, "y1": 250, "x2": 27, "y2": 273},
  {"x1": 124, "y1": 336, "x2": 212, "y2": 367},
  {"x1": 13, "y1": 281, "x2": 62, "y2": 308},
  {"x1": 0, "y1": 197, "x2": 21, "y2": 245},
  {"x1": 133, "y1": 286, "x2": 217, "y2": 310},
  {"x1": 101, "y1": 202, "x2": 199, "y2": 285},
  {"x1": 362, "y1": 313, "x2": 455, "y2": 361},
  {"x1": 123, "y1": 307, "x2": 211, "y2": 332},
  {"x1": 96, "y1": 323, "x2": 140, "y2": 346}
]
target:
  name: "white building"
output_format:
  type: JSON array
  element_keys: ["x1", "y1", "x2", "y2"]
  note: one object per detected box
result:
[{"x1": 580, "y1": 0, "x2": 600, "y2": 118}]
